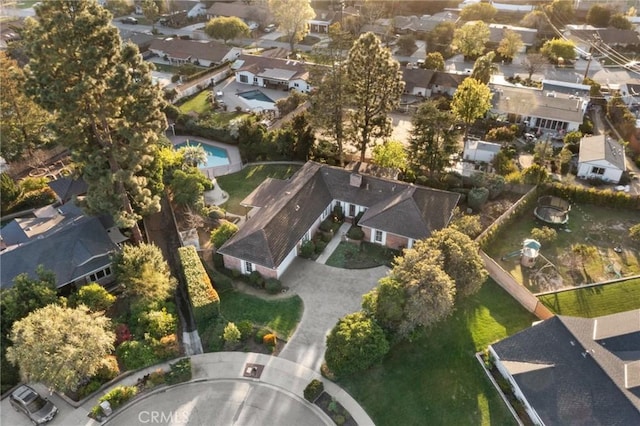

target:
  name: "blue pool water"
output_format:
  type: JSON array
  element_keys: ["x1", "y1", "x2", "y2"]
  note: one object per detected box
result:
[
  {"x1": 174, "y1": 141, "x2": 230, "y2": 168},
  {"x1": 238, "y1": 89, "x2": 275, "y2": 103}
]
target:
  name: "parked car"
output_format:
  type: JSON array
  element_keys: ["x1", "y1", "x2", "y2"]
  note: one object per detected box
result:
[
  {"x1": 9, "y1": 385, "x2": 58, "y2": 425},
  {"x1": 263, "y1": 24, "x2": 276, "y2": 33},
  {"x1": 120, "y1": 17, "x2": 138, "y2": 24}
]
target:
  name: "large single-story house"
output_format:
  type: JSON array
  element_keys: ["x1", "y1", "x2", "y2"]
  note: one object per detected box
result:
[
  {"x1": 489, "y1": 84, "x2": 589, "y2": 133},
  {"x1": 0, "y1": 202, "x2": 126, "y2": 292},
  {"x1": 489, "y1": 309, "x2": 640, "y2": 425},
  {"x1": 149, "y1": 38, "x2": 242, "y2": 67},
  {"x1": 218, "y1": 162, "x2": 460, "y2": 278},
  {"x1": 393, "y1": 12, "x2": 458, "y2": 35},
  {"x1": 577, "y1": 134, "x2": 626, "y2": 183},
  {"x1": 402, "y1": 67, "x2": 435, "y2": 97},
  {"x1": 206, "y1": 1, "x2": 270, "y2": 30},
  {"x1": 308, "y1": 9, "x2": 332, "y2": 33},
  {"x1": 232, "y1": 54, "x2": 312, "y2": 93},
  {"x1": 488, "y1": 24, "x2": 537, "y2": 52}
]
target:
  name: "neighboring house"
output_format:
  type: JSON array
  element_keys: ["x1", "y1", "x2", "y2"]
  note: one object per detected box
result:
[
  {"x1": 619, "y1": 81, "x2": 640, "y2": 108},
  {"x1": 573, "y1": 0, "x2": 628, "y2": 13},
  {"x1": 206, "y1": 1, "x2": 270, "y2": 30},
  {"x1": 457, "y1": 0, "x2": 533, "y2": 13},
  {"x1": 0, "y1": 203, "x2": 127, "y2": 292},
  {"x1": 566, "y1": 27, "x2": 640, "y2": 50},
  {"x1": 393, "y1": 12, "x2": 458, "y2": 35},
  {"x1": 48, "y1": 176, "x2": 88, "y2": 204},
  {"x1": 541, "y1": 79, "x2": 591, "y2": 98},
  {"x1": 463, "y1": 139, "x2": 501, "y2": 164},
  {"x1": 489, "y1": 310, "x2": 640, "y2": 425},
  {"x1": 120, "y1": 30, "x2": 156, "y2": 54},
  {"x1": 577, "y1": 134, "x2": 626, "y2": 183},
  {"x1": 402, "y1": 67, "x2": 435, "y2": 97},
  {"x1": 488, "y1": 24, "x2": 536, "y2": 52},
  {"x1": 430, "y1": 71, "x2": 468, "y2": 96},
  {"x1": 218, "y1": 162, "x2": 460, "y2": 279},
  {"x1": 308, "y1": 9, "x2": 332, "y2": 33},
  {"x1": 149, "y1": 38, "x2": 242, "y2": 67},
  {"x1": 232, "y1": 54, "x2": 312, "y2": 93},
  {"x1": 489, "y1": 84, "x2": 589, "y2": 132}
]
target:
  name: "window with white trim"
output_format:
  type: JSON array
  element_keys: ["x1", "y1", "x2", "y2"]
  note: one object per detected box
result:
[
  {"x1": 591, "y1": 166, "x2": 605, "y2": 175},
  {"x1": 240, "y1": 75, "x2": 248, "y2": 83},
  {"x1": 88, "y1": 266, "x2": 112, "y2": 282},
  {"x1": 244, "y1": 261, "x2": 254, "y2": 274},
  {"x1": 374, "y1": 230, "x2": 383, "y2": 243}
]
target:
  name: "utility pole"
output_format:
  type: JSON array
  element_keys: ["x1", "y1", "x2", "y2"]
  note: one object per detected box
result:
[{"x1": 583, "y1": 35, "x2": 601, "y2": 81}]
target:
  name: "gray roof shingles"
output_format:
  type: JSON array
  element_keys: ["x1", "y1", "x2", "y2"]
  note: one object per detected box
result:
[
  {"x1": 218, "y1": 162, "x2": 460, "y2": 268},
  {"x1": 578, "y1": 134, "x2": 626, "y2": 171},
  {"x1": 491, "y1": 312, "x2": 640, "y2": 425}
]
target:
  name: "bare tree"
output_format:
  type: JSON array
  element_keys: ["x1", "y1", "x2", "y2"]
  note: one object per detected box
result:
[{"x1": 523, "y1": 53, "x2": 549, "y2": 80}]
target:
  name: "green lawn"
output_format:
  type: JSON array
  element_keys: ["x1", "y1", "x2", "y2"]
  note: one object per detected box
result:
[
  {"x1": 538, "y1": 278, "x2": 640, "y2": 318},
  {"x1": 340, "y1": 279, "x2": 536, "y2": 426},
  {"x1": 325, "y1": 241, "x2": 397, "y2": 269},
  {"x1": 152, "y1": 62, "x2": 181, "y2": 74},
  {"x1": 220, "y1": 291, "x2": 302, "y2": 338},
  {"x1": 216, "y1": 164, "x2": 301, "y2": 215},
  {"x1": 178, "y1": 90, "x2": 212, "y2": 115},
  {"x1": 484, "y1": 203, "x2": 640, "y2": 292}
]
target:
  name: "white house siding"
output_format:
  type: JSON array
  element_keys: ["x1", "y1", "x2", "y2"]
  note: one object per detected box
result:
[
  {"x1": 408, "y1": 86, "x2": 431, "y2": 97},
  {"x1": 277, "y1": 246, "x2": 298, "y2": 278},
  {"x1": 334, "y1": 200, "x2": 367, "y2": 220},
  {"x1": 577, "y1": 159, "x2": 623, "y2": 183},
  {"x1": 289, "y1": 78, "x2": 311, "y2": 93},
  {"x1": 236, "y1": 71, "x2": 262, "y2": 86}
]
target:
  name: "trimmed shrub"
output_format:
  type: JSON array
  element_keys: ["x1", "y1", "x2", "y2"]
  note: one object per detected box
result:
[
  {"x1": 320, "y1": 231, "x2": 333, "y2": 243},
  {"x1": 300, "y1": 240, "x2": 315, "y2": 258},
  {"x1": 255, "y1": 327, "x2": 271, "y2": 344},
  {"x1": 223, "y1": 322, "x2": 241, "y2": 344},
  {"x1": 265, "y1": 278, "x2": 283, "y2": 294},
  {"x1": 237, "y1": 320, "x2": 253, "y2": 340},
  {"x1": 147, "y1": 369, "x2": 166, "y2": 387},
  {"x1": 303, "y1": 379, "x2": 324, "y2": 402},
  {"x1": 347, "y1": 226, "x2": 364, "y2": 240},
  {"x1": 332, "y1": 204, "x2": 344, "y2": 222},
  {"x1": 263, "y1": 333, "x2": 277, "y2": 347},
  {"x1": 249, "y1": 270, "x2": 265, "y2": 288},
  {"x1": 467, "y1": 187, "x2": 490, "y2": 211},
  {"x1": 135, "y1": 308, "x2": 177, "y2": 340},
  {"x1": 152, "y1": 334, "x2": 181, "y2": 360},
  {"x1": 70, "y1": 283, "x2": 116, "y2": 312},
  {"x1": 77, "y1": 379, "x2": 102, "y2": 399},
  {"x1": 116, "y1": 340, "x2": 159, "y2": 371},
  {"x1": 166, "y1": 358, "x2": 192, "y2": 385},
  {"x1": 210, "y1": 220, "x2": 238, "y2": 249},
  {"x1": 95, "y1": 355, "x2": 120, "y2": 382},
  {"x1": 319, "y1": 218, "x2": 333, "y2": 232},
  {"x1": 315, "y1": 240, "x2": 328, "y2": 254},
  {"x1": 178, "y1": 246, "x2": 220, "y2": 325},
  {"x1": 98, "y1": 385, "x2": 138, "y2": 410},
  {"x1": 530, "y1": 226, "x2": 557, "y2": 244}
]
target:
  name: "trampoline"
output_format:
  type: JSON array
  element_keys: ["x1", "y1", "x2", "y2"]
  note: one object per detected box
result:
[{"x1": 534, "y1": 195, "x2": 570, "y2": 225}]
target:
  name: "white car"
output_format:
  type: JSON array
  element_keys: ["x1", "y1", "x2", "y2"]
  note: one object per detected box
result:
[{"x1": 264, "y1": 24, "x2": 276, "y2": 33}]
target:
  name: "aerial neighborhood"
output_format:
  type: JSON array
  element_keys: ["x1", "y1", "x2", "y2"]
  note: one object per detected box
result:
[{"x1": 1, "y1": 0, "x2": 640, "y2": 425}]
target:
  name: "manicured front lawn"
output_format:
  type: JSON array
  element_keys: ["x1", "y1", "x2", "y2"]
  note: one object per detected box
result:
[
  {"x1": 220, "y1": 291, "x2": 302, "y2": 338},
  {"x1": 484, "y1": 203, "x2": 640, "y2": 292},
  {"x1": 325, "y1": 241, "x2": 397, "y2": 269},
  {"x1": 340, "y1": 279, "x2": 536, "y2": 426},
  {"x1": 216, "y1": 164, "x2": 301, "y2": 215},
  {"x1": 538, "y1": 277, "x2": 640, "y2": 318},
  {"x1": 177, "y1": 90, "x2": 212, "y2": 115}
]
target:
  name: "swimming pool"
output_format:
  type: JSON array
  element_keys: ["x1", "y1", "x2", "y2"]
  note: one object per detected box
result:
[
  {"x1": 174, "y1": 140, "x2": 230, "y2": 168},
  {"x1": 238, "y1": 90, "x2": 275, "y2": 103}
]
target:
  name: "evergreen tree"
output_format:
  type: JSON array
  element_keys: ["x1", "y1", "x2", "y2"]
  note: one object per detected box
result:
[
  {"x1": 345, "y1": 32, "x2": 404, "y2": 162},
  {"x1": 23, "y1": 0, "x2": 167, "y2": 243}
]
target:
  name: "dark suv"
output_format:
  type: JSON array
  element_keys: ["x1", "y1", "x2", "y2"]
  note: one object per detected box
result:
[{"x1": 9, "y1": 385, "x2": 58, "y2": 425}]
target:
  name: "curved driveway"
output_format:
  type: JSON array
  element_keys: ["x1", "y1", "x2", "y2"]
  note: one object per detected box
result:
[{"x1": 279, "y1": 258, "x2": 388, "y2": 371}]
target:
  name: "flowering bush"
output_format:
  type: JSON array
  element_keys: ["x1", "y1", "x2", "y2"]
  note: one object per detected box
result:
[{"x1": 115, "y1": 324, "x2": 132, "y2": 347}]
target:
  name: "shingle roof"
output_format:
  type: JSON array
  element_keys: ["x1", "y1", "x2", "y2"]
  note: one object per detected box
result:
[
  {"x1": 48, "y1": 176, "x2": 88, "y2": 203},
  {"x1": 578, "y1": 134, "x2": 626, "y2": 171},
  {"x1": 241, "y1": 178, "x2": 289, "y2": 208},
  {"x1": 431, "y1": 71, "x2": 467, "y2": 88},
  {"x1": 149, "y1": 39, "x2": 236, "y2": 64},
  {"x1": 206, "y1": 1, "x2": 269, "y2": 21},
  {"x1": 218, "y1": 162, "x2": 460, "y2": 268},
  {"x1": 491, "y1": 311, "x2": 640, "y2": 425},
  {"x1": 571, "y1": 28, "x2": 640, "y2": 46},
  {"x1": 488, "y1": 24, "x2": 537, "y2": 46},
  {"x1": 0, "y1": 216, "x2": 119, "y2": 289},
  {"x1": 233, "y1": 54, "x2": 310, "y2": 82},
  {"x1": 402, "y1": 68, "x2": 435, "y2": 91}
]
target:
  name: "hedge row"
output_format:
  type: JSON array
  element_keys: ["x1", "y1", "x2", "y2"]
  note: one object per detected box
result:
[
  {"x1": 178, "y1": 246, "x2": 220, "y2": 325},
  {"x1": 542, "y1": 183, "x2": 640, "y2": 210}
]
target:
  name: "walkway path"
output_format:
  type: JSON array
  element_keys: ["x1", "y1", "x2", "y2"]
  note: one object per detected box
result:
[
  {"x1": 316, "y1": 222, "x2": 350, "y2": 264},
  {"x1": 278, "y1": 259, "x2": 388, "y2": 372}
]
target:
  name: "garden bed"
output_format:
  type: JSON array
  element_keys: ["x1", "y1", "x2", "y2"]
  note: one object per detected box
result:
[
  {"x1": 315, "y1": 391, "x2": 356, "y2": 426},
  {"x1": 325, "y1": 241, "x2": 398, "y2": 269}
]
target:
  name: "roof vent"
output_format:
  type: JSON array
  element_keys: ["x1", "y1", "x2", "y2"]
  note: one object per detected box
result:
[
  {"x1": 295, "y1": 204, "x2": 300, "y2": 211},
  {"x1": 350, "y1": 173, "x2": 363, "y2": 187}
]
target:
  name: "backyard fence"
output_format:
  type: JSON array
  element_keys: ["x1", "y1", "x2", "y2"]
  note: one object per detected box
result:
[{"x1": 174, "y1": 67, "x2": 232, "y2": 102}]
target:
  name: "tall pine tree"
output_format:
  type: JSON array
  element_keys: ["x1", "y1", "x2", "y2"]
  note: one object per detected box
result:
[{"x1": 23, "y1": 0, "x2": 166, "y2": 243}]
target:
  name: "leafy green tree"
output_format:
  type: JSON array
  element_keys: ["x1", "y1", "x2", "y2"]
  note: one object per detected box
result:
[
  {"x1": 471, "y1": 51, "x2": 498, "y2": 84},
  {"x1": 23, "y1": 0, "x2": 167, "y2": 244},
  {"x1": 223, "y1": 322, "x2": 241, "y2": 345},
  {"x1": 141, "y1": 0, "x2": 160, "y2": 31},
  {"x1": 204, "y1": 16, "x2": 250, "y2": 45},
  {"x1": 530, "y1": 227, "x2": 557, "y2": 244},
  {"x1": 423, "y1": 52, "x2": 445, "y2": 71},
  {"x1": 497, "y1": 30, "x2": 523, "y2": 62},
  {"x1": 372, "y1": 140, "x2": 407, "y2": 170},
  {"x1": 408, "y1": 100, "x2": 457, "y2": 179},
  {"x1": 324, "y1": 311, "x2": 389, "y2": 377},
  {"x1": 564, "y1": 130, "x2": 583, "y2": 146},
  {"x1": 268, "y1": 0, "x2": 315, "y2": 52},
  {"x1": 541, "y1": 38, "x2": 577, "y2": 63},
  {"x1": 179, "y1": 145, "x2": 207, "y2": 168},
  {"x1": 112, "y1": 243, "x2": 176, "y2": 307},
  {"x1": 0, "y1": 52, "x2": 55, "y2": 162},
  {"x1": 396, "y1": 34, "x2": 416, "y2": 55},
  {"x1": 362, "y1": 276, "x2": 405, "y2": 334},
  {"x1": 607, "y1": 93, "x2": 636, "y2": 140},
  {"x1": 136, "y1": 307, "x2": 177, "y2": 339},
  {"x1": 609, "y1": 13, "x2": 632, "y2": 30},
  {"x1": 286, "y1": 113, "x2": 315, "y2": 161},
  {"x1": 522, "y1": 164, "x2": 549, "y2": 185},
  {"x1": 493, "y1": 149, "x2": 518, "y2": 176},
  {"x1": 105, "y1": 0, "x2": 132, "y2": 17},
  {"x1": 453, "y1": 21, "x2": 490, "y2": 59},
  {"x1": 170, "y1": 167, "x2": 213, "y2": 207},
  {"x1": 211, "y1": 220, "x2": 239, "y2": 249},
  {"x1": 427, "y1": 21, "x2": 455, "y2": 56},
  {"x1": 275, "y1": 91, "x2": 307, "y2": 117},
  {"x1": 309, "y1": 23, "x2": 351, "y2": 166},
  {"x1": 69, "y1": 283, "x2": 116, "y2": 312},
  {"x1": 424, "y1": 228, "x2": 487, "y2": 299},
  {"x1": 544, "y1": 0, "x2": 574, "y2": 27},
  {"x1": 460, "y1": 2, "x2": 497, "y2": 21},
  {"x1": 346, "y1": 32, "x2": 404, "y2": 162},
  {"x1": 449, "y1": 210, "x2": 483, "y2": 239},
  {"x1": 586, "y1": 4, "x2": 611, "y2": 27},
  {"x1": 630, "y1": 223, "x2": 640, "y2": 242},
  {"x1": 451, "y1": 78, "x2": 492, "y2": 140},
  {"x1": 7, "y1": 305, "x2": 114, "y2": 393},
  {"x1": 0, "y1": 173, "x2": 21, "y2": 212}
]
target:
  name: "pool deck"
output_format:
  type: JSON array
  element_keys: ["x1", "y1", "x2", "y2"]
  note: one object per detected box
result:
[{"x1": 169, "y1": 135, "x2": 242, "y2": 178}]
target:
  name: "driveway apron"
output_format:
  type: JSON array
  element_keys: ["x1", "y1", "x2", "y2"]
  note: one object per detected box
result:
[{"x1": 278, "y1": 259, "x2": 388, "y2": 372}]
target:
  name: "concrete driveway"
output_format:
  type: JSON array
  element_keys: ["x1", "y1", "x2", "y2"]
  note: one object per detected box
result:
[{"x1": 278, "y1": 259, "x2": 388, "y2": 372}]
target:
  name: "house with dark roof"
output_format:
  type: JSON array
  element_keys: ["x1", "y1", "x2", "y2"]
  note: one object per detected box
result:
[
  {"x1": 206, "y1": 1, "x2": 270, "y2": 30},
  {"x1": 489, "y1": 84, "x2": 589, "y2": 133},
  {"x1": 308, "y1": 9, "x2": 332, "y2": 33},
  {"x1": 577, "y1": 134, "x2": 626, "y2": 183},
  {"x1": 488, "y1": 24, "x2": 537, "y2": 52},
  {"x1": 218, "y1": 162, "x2": 460, "y2": 278},
  {"x1": 47, "y1": 176, "x2": 88, "y2": 204},
  {"x1": 489, "y1": 310, "x2": 640, "y2": 425},
  {"x1": 149, "y1": 38, "x2": 242, "y2": 67},
  {"x1": 430, "y1": 71, "x2": 468, "y2": 96},
  {"x1": 402, "y1": 67, "x2": 435, "y2": 97},
  {"x1": 232, "y1": 54, "x2": 312, "y2": 93}
]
